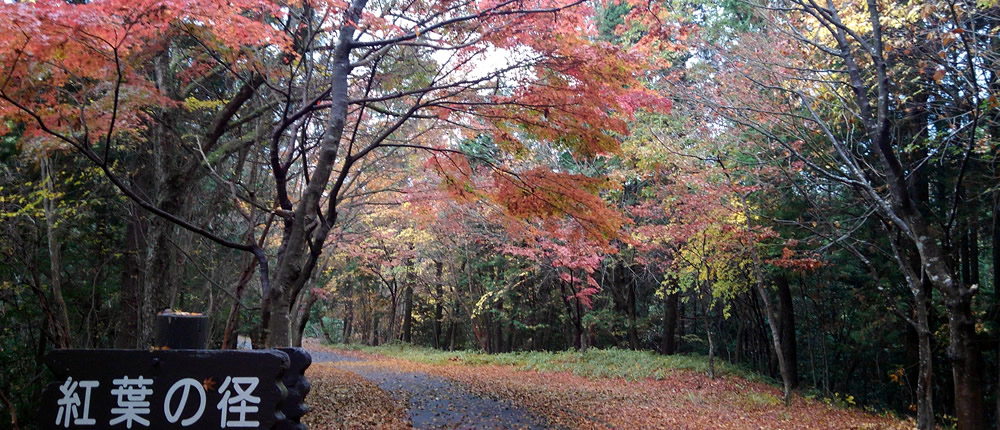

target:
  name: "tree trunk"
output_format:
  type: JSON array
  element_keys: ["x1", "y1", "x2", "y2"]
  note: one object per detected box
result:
[
  {"x1": 962, "y1": 225, "x2": 972, "y2": 287},
  {"x1": 627, "y1": 277, "x2": 640, "y2": 350},
  {"x1": 492, "y1": 297, "x2": 504, "y2": 353},
  {"x1": 221, "y1": 258, "x2": 257, "y2": 349},
  {"x1": 433, "y1": 261, "x2": 444, "y2": 349},
  {"x1": 401, "y1": 257, "x2": 415, "y2": 343},
  {"x1": 574, "y1": 291, "x2": 585, "y2": 352},
  {"x1": 447, "y1": 283, "x2": 459, "y2": 351},
  {"x1": 970, "y1": 224, "x2": 980, "y2": 286},
  {"x1": 678, "y1": 300, "x2": 685, "y2": 340},
  {"x1": 895, "y1": 105, "x2": 935, "y2": 429},
  {"x1": 661, "y1": 277, "x2": 679, "y2": 355},
  {"x1": 560, "y1": 280, "x2": 584, "y2": 351},
  {"x1": 368, "y1": 312, "x2": 380, "y2": 346},
  {"x1": 895, "y1": 238, "x2": 936, "y2": 430},
  {"x1": 292, "y1": 291, "x2": 320, "y2": 347},
  {"x1": 265, "y1": 0, "x2": 366, "y2": 347},
  {"x1": 915, "y1": 278, "x2": 935, "y2": 430},
  {"x1": 446, "y1": 319, "x2": 457, "y2": 351},
  {"x1": 146, "y1": 52, "x2": 201, "y2": 340},
  {"x1": 729, "y1": 175, "x2": 793, "y2": 404},
  {"x1": 756, "y1": 263, "x2": 792, "y2": 404},
  {"x1": 705, "y1": 308, "x2": 715, "y2": 380},
  {"x1": 117, "y1": 203, "x2": 146, "y2": 348},
  {"x1": 506, "y1": 321, "x2": 515, "y2": 353},
  {"x1": 776, "y1": 274, "x2": 798, "y2": 388},
  {"x1": 401, "y1": 285, "x2": 414, "y2": 343},
  {"x1": 909, "y1": 220, "x2": 985, "y2": 428},
  {"x1": 945, "y1": 293, "x2": 986, "y2": 429},
  {"x1": 387, "y1": 283, "x2": 399, "y2": 342},
  {"x1": 319, "y1": 317, "x2": 337, "y2": 343},
  {"x1": 342, "y1": 301, "x2": 354, "y2": 344},
  {"x1": 41, "y1": 155, "x2": 72, "y2": 349},
  {"x1": 994, "y1": 195, "x2": 1000, "y2": 429}
]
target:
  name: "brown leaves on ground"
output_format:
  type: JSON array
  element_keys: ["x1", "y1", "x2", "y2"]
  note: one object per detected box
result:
[
  {"x1": 303, "y1": 362, "x2": 412, "y2": 430},
  {"x1": 307, "y1": 344, "x2": 911, "y2": 430},
  {"x1": 437, "y1": 366, "x2": 909, "y2": 430}
]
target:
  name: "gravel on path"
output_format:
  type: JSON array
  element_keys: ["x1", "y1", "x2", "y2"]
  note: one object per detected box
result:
[{"x1": 309, "y1": 349, "x2": 549, "y2": 430}]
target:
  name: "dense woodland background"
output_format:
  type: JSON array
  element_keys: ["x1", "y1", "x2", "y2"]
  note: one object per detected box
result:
[{"x1": 2, "y1": 0, "x2": 1000, "y2": 428}]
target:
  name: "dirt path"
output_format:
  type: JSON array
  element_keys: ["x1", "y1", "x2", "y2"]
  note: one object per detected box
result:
[{"x1": 309, "y1": 349, "x2": 550, "y2": 429}]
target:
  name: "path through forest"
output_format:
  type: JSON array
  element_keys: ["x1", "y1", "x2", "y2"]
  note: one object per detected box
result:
[
  {"x1": 309, "y1": 348, "x2": 549, "y2": 429},
  {"x1": 302, "y1": 343, "x2": 912, "y2": 429}
]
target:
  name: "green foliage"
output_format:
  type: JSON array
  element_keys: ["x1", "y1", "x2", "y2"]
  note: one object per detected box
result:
[
  {"x1": 597, "y1": 1, "x2": 631, "y2": 42},
  {"x1": 458, "y1": 134, "x2": 502, "y2": 168}
]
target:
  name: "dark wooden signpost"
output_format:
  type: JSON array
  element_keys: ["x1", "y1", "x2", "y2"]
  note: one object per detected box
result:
[{"x1": 39, "y1": 313, "x2": 311, "y2": 429}]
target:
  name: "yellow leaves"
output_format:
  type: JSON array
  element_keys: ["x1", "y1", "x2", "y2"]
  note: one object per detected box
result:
[
  {"x1": 472, "y1": 289, "x2": 500, "y2": 317},
  {"x1": 0, "y1": 186, "x2": 45, "y2": 219},
  {"x1": 0, "y1": 280, "x2": 17, "y2": 293},
  {"x1": 183, "y1": 96, "x2": 227, "y2": 112},
  {"x1": 629, "y1": 229, "x2": 650, "y2": 244},
  {"x1": 235, "y1": 199, "x2": 251, "y2": 215},
  {"x1": 888, "y1": 367, "x2": 905, "y2": 386},
  {"x1": 390, "y1": 227, "x2": 433, "y2": 248}
]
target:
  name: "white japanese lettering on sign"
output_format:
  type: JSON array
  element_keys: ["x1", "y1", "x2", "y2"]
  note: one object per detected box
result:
[
  {"x1": 55, "y1": 377, "x2": 99, "y2": 427},
  {"x1": 164, "y1": 378, "x2": 207, "y2": 427},
  {"x1": 216, "y1": 376, "x2": 261, "y2": 428},
  {"x1": 109, "y1": 376, "x2": 153, "y2": 428},
  {"x1": 51, "y1": 373, "x2": 267, "y2": 428}
]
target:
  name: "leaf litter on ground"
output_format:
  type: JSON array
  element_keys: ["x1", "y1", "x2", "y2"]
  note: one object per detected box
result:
[{"x1": 302, "y1": 362, "x2": 412, "y2": 429}]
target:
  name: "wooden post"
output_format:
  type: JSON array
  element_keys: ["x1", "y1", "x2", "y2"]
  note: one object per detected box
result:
[{"x1": 155, "y1": 311, "x2": 208, "y2": 349}]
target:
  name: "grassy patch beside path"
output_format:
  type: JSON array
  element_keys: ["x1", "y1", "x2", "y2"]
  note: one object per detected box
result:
[{"x1": 330, "y1": 343, "x2": 771, "y2": 383}]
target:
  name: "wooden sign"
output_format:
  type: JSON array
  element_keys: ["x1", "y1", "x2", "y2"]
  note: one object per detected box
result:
[{"x1": 40, "y1": 349, "x2": 291, "y2": 429}]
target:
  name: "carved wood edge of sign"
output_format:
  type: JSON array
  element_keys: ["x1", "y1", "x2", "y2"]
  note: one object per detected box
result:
[
  {"x1": 275, "y1": 348, "x2": 311, "y2": 430},
  {"x1": 40, "y1": 349, "x2": 312, "y2": 430}
]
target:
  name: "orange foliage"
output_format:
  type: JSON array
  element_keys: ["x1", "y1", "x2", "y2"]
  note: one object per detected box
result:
[
  {"x1": 468, "y1": 0, "x2": 671, "y2": 157},
  {"x1": 493, "y1": 168, "x2": 624, "y2": 241},
  {"x1": 0, "y1": 0, "x2": 286, "y2": 141},
  {"x1": 768, "y1": 246, "x2": 825, "y2": 273}
]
